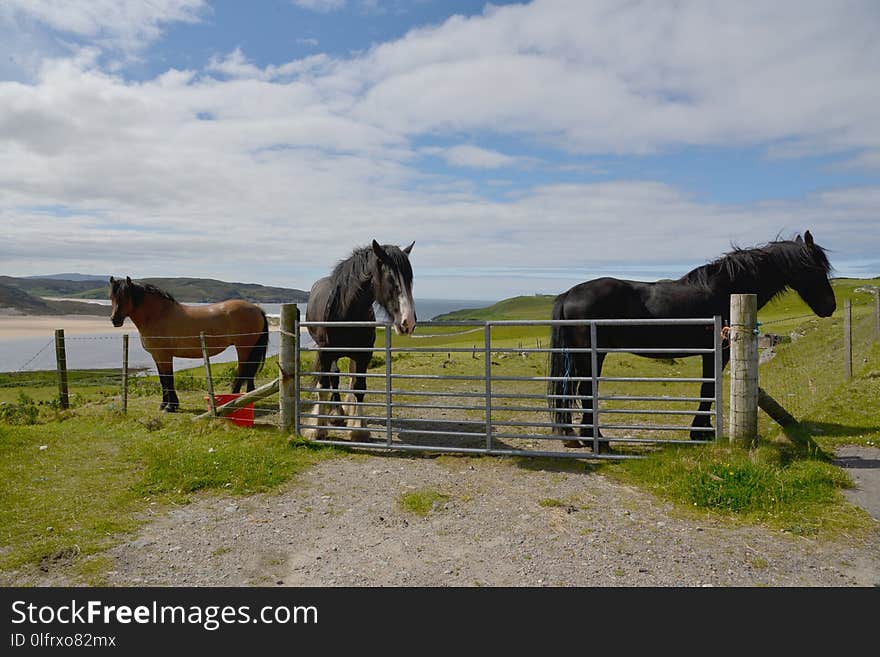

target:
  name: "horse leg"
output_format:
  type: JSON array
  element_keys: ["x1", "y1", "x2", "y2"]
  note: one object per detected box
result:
[
  {"x1": 577, "y1": 353, "x2": 606, "y2": 451},
  {"x1": 157, "y1": 360, "x2": 178, "y2": 412},
  {"x1": 328, "y1": 360, "x2": 346, "y2": 426},
  {"x1": 345, "y1": 354, "x2": 372, "y2": 442},
  {"x1": 302, "y1": 354, "x2": 330, "y2": 440},
  {"x1": 691, "y1": 351, "x2": 728, "y2": 440},
  {"x1": 231, "y1": 345, "x2": 252, "y2": 393}
]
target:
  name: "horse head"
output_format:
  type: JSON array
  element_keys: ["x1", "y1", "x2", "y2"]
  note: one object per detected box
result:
[
  {"x1": 371, "y1": 240, "x2": 417, "y2": 335},
  {"x1": 789, "y1": 230, "x2": 836, "y2": 318},
  {"x1": 109, "y1": 276, "x2": 139, "y2": 327}
]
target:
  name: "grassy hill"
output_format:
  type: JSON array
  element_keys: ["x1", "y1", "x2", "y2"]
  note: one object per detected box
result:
[
  {"x1": 0, "y1": 284, "x2": 107, "y2": 316},
  {"x1": 0, "y1": 275, "x2": 309, "y2": 306},
  {"x1": 434, "y1": 295, "x2": 556, "y2": 320}
]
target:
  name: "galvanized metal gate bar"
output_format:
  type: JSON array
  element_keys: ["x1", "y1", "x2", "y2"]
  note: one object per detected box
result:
[{"x1": 296, "y1": 317, "x2": 724, "y2": 460}]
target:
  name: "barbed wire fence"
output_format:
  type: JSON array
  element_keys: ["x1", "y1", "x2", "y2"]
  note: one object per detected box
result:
[
  {"x1": 756, "y1": 290, "x2": 879, "y2": 433},
  {"x1": 0, "y1": 329, "x2": 286, "y2": 426}
]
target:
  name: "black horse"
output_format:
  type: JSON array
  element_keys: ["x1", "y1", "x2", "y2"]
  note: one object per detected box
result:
[
  {"x1": 303, "y1": 240, "x2": 416, "y2": 441},
  {"x1": 548, "y1": 231, "x2": 836, "y2": 450}
]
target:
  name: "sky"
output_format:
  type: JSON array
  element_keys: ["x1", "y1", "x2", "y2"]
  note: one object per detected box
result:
[{"x1": 1, "y1": 0, "x2": 878, "y2": 301}]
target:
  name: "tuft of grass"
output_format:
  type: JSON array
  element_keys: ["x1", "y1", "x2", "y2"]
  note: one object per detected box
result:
[
  {"x1": 605, "y1": 443, "x2": 872, "y2": 537},
  {"x1": 398, "y1": 489, "x2": 450, "y2": 516},
  {"x1": 538, "y1": 498, "x2": 566, "y2": 508}
]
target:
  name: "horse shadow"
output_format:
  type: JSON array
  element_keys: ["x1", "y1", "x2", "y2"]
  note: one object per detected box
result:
[{"x1": 383, "y1": 418, "x2": 518, "y2": 452}]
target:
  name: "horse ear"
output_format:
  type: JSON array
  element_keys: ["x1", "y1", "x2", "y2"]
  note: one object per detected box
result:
[
  {"x1": 126, "y1": 276, "x2": 132, "y2": 285},
  {"x1": 795, "y1": 234, "x2": 803, "y2": 244},
  {"x1": 804, "y1": 230, "x2": 814, "y2": 246},
  {"x1": 372, "y1": 240, "x2": 391, "y2": 265},
  {"x1": 109, "y1": 276, "x2": 115, "y2": 285},
  {"x1": 403, "y1": 241, "x2": 414, "y2": 255}
]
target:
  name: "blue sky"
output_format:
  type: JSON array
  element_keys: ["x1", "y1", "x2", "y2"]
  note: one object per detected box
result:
[{"x1": 1, "y1": 0, "x2": 878, "y2": 300}]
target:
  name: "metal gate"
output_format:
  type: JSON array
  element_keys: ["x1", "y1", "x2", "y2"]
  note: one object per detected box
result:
[{"x1": 294, "y1": 317, "x2": 724, "y2": 460}]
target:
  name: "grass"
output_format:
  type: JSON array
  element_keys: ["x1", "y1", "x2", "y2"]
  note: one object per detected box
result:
[
  {"x1": 0, "y1": 409, "x2": 338, "y2": 575},
  {"x1": 604, "y1": 441, "x2": 873, "y2": 537},
  {"x1": 397, "y1": 489, "x2": 450, "y2": 516},
  {"x1": 1, "y1": 277, "x2": 876, "y2": 578}
]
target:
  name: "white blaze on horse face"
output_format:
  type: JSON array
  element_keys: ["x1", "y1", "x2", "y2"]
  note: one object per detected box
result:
[{"x1": 395, "y1": 276, "x2": 416, "y2": 335}]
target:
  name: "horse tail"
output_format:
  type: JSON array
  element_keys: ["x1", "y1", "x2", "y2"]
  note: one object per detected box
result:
[
  {"x1": 235, "y1": 310, "x2": 268, "y2": 391},
  {"x1": 548, "y1": 293, "x2": 574, "y2": 428}
]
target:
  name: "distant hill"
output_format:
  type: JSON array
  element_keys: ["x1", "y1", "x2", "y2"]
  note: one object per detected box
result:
[
  {"x1": 0, "y1": 283, "x2": 110, "y2": 316},
  {"x1": 24, "y1": 273, "x2": 107, "y2": 282},
  {"x1": 434, "y1": 295, "x2": 556, "y2": 321},
  {"x1": 0, "y1": 275, "x2": 308, "y2": 305}
]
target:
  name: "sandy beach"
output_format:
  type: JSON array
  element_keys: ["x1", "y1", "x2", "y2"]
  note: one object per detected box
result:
[{"x1": 0, "y1": 314, "x2": 133, "y2": 339}]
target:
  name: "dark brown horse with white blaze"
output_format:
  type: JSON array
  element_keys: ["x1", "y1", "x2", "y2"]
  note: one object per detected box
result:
[
  {"x1": 109, "y1": 276, "x2": 269, "y2": 412},
  {"x1": 548, "y1": 231, "x2": 836, "y2": 451},
  {"x1": 303, "y1": 240, "x2": 416, "y2": 442}
]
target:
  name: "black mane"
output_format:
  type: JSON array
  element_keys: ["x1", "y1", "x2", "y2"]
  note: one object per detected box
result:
[
  {"x1": 327, "y1": 246, "x2": 378, "y2": 316},
  {"x1": 116, "y1": 279, "x2": 176, "y2": 306},
  {"x1": 680, "y1": 238, "x2": 831, "y2": 291}
]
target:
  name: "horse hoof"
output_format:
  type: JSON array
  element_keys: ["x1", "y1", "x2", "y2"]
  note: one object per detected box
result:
[
  {"x1": 349, "y1": 429, "x2": 372, "y2": 442},
  {"x1": 563, "y1": 440, "x2": 585, "y2": 449},
  {"x1": 163, "y1": 405, "x2": 178, "y2": 413},
  {"x1": 303, "y1": 427, "x2": 328, "y2": 440},
  {"x1": 330, "y1": 416, "x2": 346, "y2": 427}
]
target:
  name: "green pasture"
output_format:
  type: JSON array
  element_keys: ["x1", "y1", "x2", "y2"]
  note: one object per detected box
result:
[{"x1": 1, "y1": 278, "x2": 877, "y2": 581}]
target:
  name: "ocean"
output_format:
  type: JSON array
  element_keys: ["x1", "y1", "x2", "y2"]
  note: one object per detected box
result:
[{"x1": 0, "y1": 298, "x2": 492, "y2": 373}]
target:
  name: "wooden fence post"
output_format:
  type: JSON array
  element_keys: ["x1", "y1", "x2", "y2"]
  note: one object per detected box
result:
[
  {"x1": 54, "y1": 328, "x2": 69, "y2": 410},
  {"x1": 279, "y1": 303, "x2": 298, "y2": 432},
  {"x1": 201, "y1": 331, "x2": 216, "y2": 416},
  {"x1": 121, "y1": 333, "x2": 129, "y2": 413},
  {"x1": 729, "y1": 294, "x2": 758, "y2": 446},
  {"x1": 843, "y1": 299, "x2": 852, "y2": 380}
]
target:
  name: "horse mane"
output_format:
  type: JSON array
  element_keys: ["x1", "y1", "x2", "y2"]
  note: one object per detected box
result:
[
  {"x1": 680, "y1": 238, "x2": 831, "y2": 291},
  {"x1": 327, "y1": 246, "x2": 378, "y2": 316},
  {"x1": 122, "y1": 279, "x2": 176, "y2": 306}
]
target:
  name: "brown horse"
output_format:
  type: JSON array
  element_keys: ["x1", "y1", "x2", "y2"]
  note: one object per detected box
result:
[{"x1": 109, "y1": 276, "x2": 269, "y2": 411}]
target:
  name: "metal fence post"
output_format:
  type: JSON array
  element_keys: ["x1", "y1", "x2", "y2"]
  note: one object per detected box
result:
[
  {"x1": 293, "y1": 306, "x2": 301, "y2": 437},
  {"x1": 386, "y1": 325, "x2": 392, "y2": 446},
  {"x1": 589, "y1": 322, "x2": 600, "y2": 453},
  {"x1": 843, "y1": 298, "x2": 852, "y2": 379},
  {"x1": 201, "y1": 331, "x2": 216, "y2": 416},
  {"x1": 485, "y1": 323, "x2": 492, "y2": 450},
  {"x1": 54, "y1": 328, "x2": 69, "y2": 409},
  {"x1": 713, "y1": 315, "x2": 723, "y2": 440},
  {"x1": 729, "y1": 294, "x2": 758, "y2": 446},
  {"x1": 121, "y1": 333, "x2": 129, "y2": 414}
]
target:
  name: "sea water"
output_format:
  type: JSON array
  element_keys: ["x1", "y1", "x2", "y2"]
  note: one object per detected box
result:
[{"x1": 0, "y1": 299, "x2": 491, "y2": 373}]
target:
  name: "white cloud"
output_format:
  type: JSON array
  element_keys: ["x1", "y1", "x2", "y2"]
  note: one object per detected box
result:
[
  {"x1": 425, "y1": 145, "x2": 525, "y2": 169},
  {"x1": 1, "y1": 0, "x2": 206, "y2": 55},
  {"x1": 0, "y1": 0, "x2": 878, "y2": 298},
  {"x1": 291, "y1": 0, "x2": 346, "y2": 13}
]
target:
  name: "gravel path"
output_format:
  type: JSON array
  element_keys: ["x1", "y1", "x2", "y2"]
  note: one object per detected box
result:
[{"x1": 101, "y1": 449, "x2": 880, "y2": 587}]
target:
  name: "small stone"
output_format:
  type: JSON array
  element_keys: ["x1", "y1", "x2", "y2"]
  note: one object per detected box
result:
[{"x1": 39, "y1": 445, "x2": 48, "y2": 451}]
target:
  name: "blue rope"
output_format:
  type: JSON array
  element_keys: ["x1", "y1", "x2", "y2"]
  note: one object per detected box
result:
[{"x1": 562, "y1": 347, "x2": 572, "y2": 399}]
